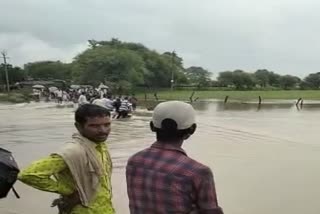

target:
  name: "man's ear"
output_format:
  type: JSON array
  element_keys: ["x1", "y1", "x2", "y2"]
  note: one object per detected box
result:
[
  {"x1": 189, "y1": 124, "x2": 197, "y2": 135},
  {"x1": 150, "y1": 121, "x2": 156, "y2": 132},
  {"x1": 75, "y1": 122, "x2": 82, "y2": 132},
  {"x1": 182, "y1": 124, "x2": 197, "y2": 140}
]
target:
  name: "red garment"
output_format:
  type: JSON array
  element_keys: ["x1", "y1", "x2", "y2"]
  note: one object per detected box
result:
[{"x1": 126, "y1": 142, "x2": 223, "y2": 214}]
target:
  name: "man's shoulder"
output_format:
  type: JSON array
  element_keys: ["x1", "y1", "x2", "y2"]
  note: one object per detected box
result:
[
  {"x1": 127, "y1": 148, "x2": 151, "y2": 163},
  {"x1": 129, "y1": 148, "x2": 150, "y2": 160},
  {"x1": 181, "y1": 155, "x2": 213, "y2": 177},
  {"x1": 55, "y1": 142, "x2": 86, "y2": 161}
]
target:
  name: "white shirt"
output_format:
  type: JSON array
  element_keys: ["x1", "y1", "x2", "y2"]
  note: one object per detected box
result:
[
  {"x1": 92, "y1": 99, "x2": 105, "y2": 107},
  {"x1": 101, "y1": 98, "x2": 114, "y2": 111},
  {"x1": 62, "y1": 92, "x2": 69, "y2": 101},
  {"x1": 56, "y1": 90, "x2": 63, "y2": 98},
  {"x1": 78, "y1": 95, "x2": 88, "y2": 105},
  {"x1": 99, "y1": 91, "x2": 104, "y2": 99},
  {"x1": 119, "y1": 100, "x2": 132, "y2": 112},
  {"x1": 33, "y1": 89, "x2": 40, "y2": 95}
]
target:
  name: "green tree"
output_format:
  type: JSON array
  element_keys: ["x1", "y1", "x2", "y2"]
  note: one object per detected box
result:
[
  {"x1": 24, "y1": 61, "x2": 72, "y2": 80},
  {"x1": 139, "y1": 50, "x2": 187, "y2": 87},
  {"x1": 160, "y1": 51, "x2": 187, "y2": 86},
  {"x1": 232, "y1": 70, "x2": 255, "y2": 90},
  {"x1": 218, "y1": 70, "x2": 255, "y2": 89},
  {"x1": 279, "y1": 75, "x2": 300, "y2": 89},
  {"x1": 0, "y1": 64, "x2": 26, "y2": 84},
  {"x1": 304, "y1": 72, "x2": 320, "y2": 89},
  {"x1": 142, "y1": 51, "x2": 174, "y2": 87},
  {"x1": 217, "y1": 71, "x2": 234, "y2": 87},
  {"x1": 268, "y1": 72, "x2": 281, "y2": 87},
  {"x1": 254, "y1": 69, "x2": 283, "y2": 88},
  {"x1": 74, "y1": 39, "x2": 188, "y2": 89},
  {"x1": 254, "y1": 69, "x2": 270, "y2": 88},
  {"x1": 185, "y1": 66, "x2": 211, "y2": 88},
  {"x1": 162, "y1": 51, "x2": 183, "y2": 68},
  {"x1": 72, "y1": 46, "x2": 145, "y2": 88}
]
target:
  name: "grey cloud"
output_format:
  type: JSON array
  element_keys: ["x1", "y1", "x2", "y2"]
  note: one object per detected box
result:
[{"x1": 1, "y1": 0, "x2": 320, "y2": 76}]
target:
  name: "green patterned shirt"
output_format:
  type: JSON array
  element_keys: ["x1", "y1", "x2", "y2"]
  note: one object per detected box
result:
[{"x1": 18, "y1": 143, "x2": 115, "y2": 214}]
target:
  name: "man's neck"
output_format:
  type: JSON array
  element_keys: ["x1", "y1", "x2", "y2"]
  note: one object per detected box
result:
[
  {"x1": 76, "y1": 133, "x2": 105, "y2": 145},
  {"x1": 157, "y1": 140, "x2": 183, "y2": 148}
]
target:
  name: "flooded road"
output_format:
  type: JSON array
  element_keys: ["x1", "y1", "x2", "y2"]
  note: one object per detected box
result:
[{"x1": 1, "y1": 101, "x2": 320, "y2": 214}]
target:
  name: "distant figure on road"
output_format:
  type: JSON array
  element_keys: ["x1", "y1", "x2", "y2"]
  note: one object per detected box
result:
[{"x1": 126, "y1": 101, "x2": 224, "y2": 214}]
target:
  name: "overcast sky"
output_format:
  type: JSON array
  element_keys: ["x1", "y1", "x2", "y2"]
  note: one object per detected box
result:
[{"x1": 1, "y1": 0, "x2": 320, "y2": 77}]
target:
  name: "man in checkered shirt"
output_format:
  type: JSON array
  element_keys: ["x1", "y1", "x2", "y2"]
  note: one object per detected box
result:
[{"x1": 126, "y1": 101, "x2": 223, "y2": 214}]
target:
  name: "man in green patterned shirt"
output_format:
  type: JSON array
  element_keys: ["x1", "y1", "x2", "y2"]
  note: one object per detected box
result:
[{"x1": 18, "y1": 104, "x2": 115, "y2": 214}]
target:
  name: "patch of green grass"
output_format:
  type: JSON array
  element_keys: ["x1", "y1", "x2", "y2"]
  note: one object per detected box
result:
[{"x1": 136, "y1": 90, "x2": 320, "y2": 101}]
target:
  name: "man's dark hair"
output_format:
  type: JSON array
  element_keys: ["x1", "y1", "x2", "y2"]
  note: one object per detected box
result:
[
  {"x1": 151, "y1": 119, "x2": 195, "y2": 143},
  {"x1": 75, "y1": 104, "x2": 110, "y2": 125}
]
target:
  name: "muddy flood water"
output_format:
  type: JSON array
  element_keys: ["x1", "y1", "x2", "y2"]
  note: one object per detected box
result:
[{"x1": 0, "y1": 101, "x2": 320, "y2": 214}]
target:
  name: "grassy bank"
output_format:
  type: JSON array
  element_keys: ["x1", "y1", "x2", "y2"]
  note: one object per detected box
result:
[
  {"x1": 0, "y1": 92, "x2": 31, "y2": 103},
  {"x1": 136, "y1": 90, "x2": 320, "y2": 101}
]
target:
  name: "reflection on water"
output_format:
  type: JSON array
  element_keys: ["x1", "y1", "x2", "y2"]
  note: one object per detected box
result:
[{"x1": 1, "y1": 101, "x2": 320, "y2": 214}]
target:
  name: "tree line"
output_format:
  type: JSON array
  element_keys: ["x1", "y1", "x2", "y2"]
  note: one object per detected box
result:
[{"x1": 1, "y1": 38, "x2": 320, "y2": 92}]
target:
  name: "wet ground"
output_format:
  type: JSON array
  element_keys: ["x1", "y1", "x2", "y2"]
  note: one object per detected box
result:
[{"x1": 0, "y1": 101, "x2": 320, "y2": 214}]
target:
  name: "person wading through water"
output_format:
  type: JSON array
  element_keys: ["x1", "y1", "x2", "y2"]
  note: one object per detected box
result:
[
  {"x1": 18, "y1": 104, "x2": 115, "y2": 214},
  {"x1": 112, "y1": 97, "x2": 122, "y2": 119},
  {"x1": 126, "y1": 101, "x2": 223, "y2": 214},
  {"x1": 117, "y1": 97, "x2": 132, "y2": 119}
]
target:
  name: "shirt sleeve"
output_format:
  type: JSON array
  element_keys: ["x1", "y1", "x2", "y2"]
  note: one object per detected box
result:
[
  {"x1": 194, "y1": 168, "x2": 224, "y2": 214},
  {"x1": 18, "y1": 154, "x2": 74, "y2": 195}
]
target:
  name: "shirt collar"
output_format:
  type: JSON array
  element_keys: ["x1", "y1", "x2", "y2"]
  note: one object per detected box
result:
[
  {"x1": 151, "y1": 141, "x2": 187, "y2": 156},
  {"x1": 95, "y1": 142, "x2": 107, "y2": 151}
]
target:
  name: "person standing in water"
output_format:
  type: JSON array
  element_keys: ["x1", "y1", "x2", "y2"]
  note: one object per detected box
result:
[
  {"x1": 113, "y1": 97, "x2": 122, "y2": 118},
  {"x1": 18, "y1": 104, "x2": 115, "y2": 214},
  {"x1": 92, "y1": 94, "x2": 105, "y2": 107},
  {"x1": 129, "y1": 94, "x2": 138, "y2": 111},
  {"x1": 56, "y1": 89, "x2": 63, "y2": 104},
  {"x1": 118, "y1": 97, "x2": 132, "y2": 119},
  {"x1": 126, "y1": 101, "x2": 223, "y2": 214},
  {"x1": 78, "y1": 92, "x2": 88, "y2": 106},
  {"x1": 101, "y1": 95, "x2": 115, "y2": 112}
]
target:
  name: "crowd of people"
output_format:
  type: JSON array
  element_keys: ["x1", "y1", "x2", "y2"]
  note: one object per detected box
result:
[
  {"x1": 33, "y1": 86, "x2": 138, "y2": 119},
  {"x1": 78, "y1": 92, "x2": 138, "y2": 119}
]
